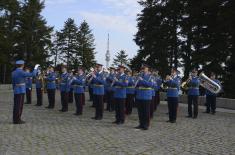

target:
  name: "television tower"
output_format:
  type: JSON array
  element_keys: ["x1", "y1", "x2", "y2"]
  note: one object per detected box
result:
[{"x1": 105, "y1": 33, "x2": 110, "y2": 68}]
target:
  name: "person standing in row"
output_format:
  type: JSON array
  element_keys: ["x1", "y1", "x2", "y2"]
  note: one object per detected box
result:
[
  {"x1": 165, "y1": 68, "x2": 181, "y2": 123},
  {"x1": 45, "y1": 66, "x2": 56, "y2": 109},
  {"x1": 105, "y1": 67, "x2": 115, "y2": 112},
  {"x1": 153, "y1": 70, "x2": 162, "y2": 111},
  {"x1": 91, "y1": 64, "x2": 106, "y2": 120},
  {"x1": 126, "y1": 70, "x2": 135, "y2": 115},
  {"x1": 68, "y1": 70, "x2": 74, "y2": 104},
  {"x1": 72, "y1": 67, "x2": 86, "y2": 116},
  {"x1": 59, "y1": 65, "x2": 70, "y2": 112},
  {"x1": 112, "y1": 65, "x2": 128, "y2": 124},
  {"x1": 25, "y1": 67, "x2": 32, "y2": 104},
  {"x1": 135, "y1": 64, "x2": 154, "y2": 130},
  {"x1": 186, "y1": 68, "x2": 200, "y2": 119},
  {"x1": 12, "y1": 60, "x2": 39, "y2": 124},
  {"x1": 35, "y1": 73, "x2": 43, "y2": 106},
  {"x1": 205, "y1": 72, "x2": 221, "y2": 115}
]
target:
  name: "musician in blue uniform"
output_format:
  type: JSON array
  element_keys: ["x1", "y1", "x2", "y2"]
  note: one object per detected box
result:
[
  {"x1": 112, "y1": 65, "x2": 128, "y2": 124},
  {"x1": 186, "y1": 69, "x2": 200, "y2": 118},
  {"x1": 35, "y1": 74, "x2": 43, "y2": 106},
  {"x1": 105, "y1": 67, "x2": 115, "y2": 112},
  {"x1": 45, "y1": 66, "x2": 56, "y2": 109},
  {"x1": 91, "y1": 63, "x2": 106, "y2": 120},
  {"x1": 135, "y1": 64, "x2": 154, "y2": 130},
  {"x1": 25, "y1": 67, "x2": 33, "y2": 104},
  {"x1": 71, "y1": 67, "x2": 86, "y2": 115},
  {"x1": 12, "y1": 60, "x2": 38, "y2": 124},
  {"x1": 153, "y1": 70, "x2": 162, "y2": 111},
  {"x1": 59, "y1": 65, "x2": 70, "y2": 112},
  {"x1": 165, "y1": 68, "x2": 181, "y2": 123},
  {"x1": 150, "y1": 70, "x2": 155, "y2": 119},
  {"x1": 68, "y1": 70, "x2": 74, "y2": 104},
  {"x1": 205, "y1": 72, "x2": 221, "y2": 115},
  {"x1": 126, "y1": 70, "x2": 135, "y2": 115}
]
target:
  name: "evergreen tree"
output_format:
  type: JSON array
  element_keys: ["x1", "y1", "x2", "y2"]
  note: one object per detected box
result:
[
  {"x1": 132, "y1": 0, "x2": 170, "y2": 75},
  {"x1": 0, "y1": 0, "x2": 20, "y2": 64},
  {"x1": 18, "y1": 0, "x2": 53, "y2": 66},
  {"x1": 57, "y1": 18, "x2": 79, "y2": 68},
  {"x1": 113, "y1": 50, "x2": 129, "y2": 66},
  {"x1": 77, "y1": 21, "x2": 96, "y2": 70}
]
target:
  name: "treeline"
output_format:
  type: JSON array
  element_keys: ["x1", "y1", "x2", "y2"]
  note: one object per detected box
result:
[
  {"x1": 0, "y1": 0, "x2": 96, "y2": 83},
  {"x1": 131, "y1": 0, "x2": 235, "y2": 98}
]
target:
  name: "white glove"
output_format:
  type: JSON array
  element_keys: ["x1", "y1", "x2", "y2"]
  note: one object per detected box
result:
[{"x1": 34, "y1": 64, "x2": 40, "y2": 70}]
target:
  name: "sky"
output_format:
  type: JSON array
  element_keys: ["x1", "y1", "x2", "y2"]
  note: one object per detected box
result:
[{"x1": 42, "y1": 0, "x2": 142, "y2": 66}]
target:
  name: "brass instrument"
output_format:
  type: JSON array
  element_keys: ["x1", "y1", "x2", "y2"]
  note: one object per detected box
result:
[
  {"x1": 37, "y1": 67, "x2": 47, "y2": 93},
  {"x1": 161, "y1": 75, "x2": 173, "y2": 90},
  {"x1": 134, "y1": 72, "x2": 143, "y2": 87},
  {"x1": 199, "y1": 73, "x2": 221, "y2": 94},
  {"x1": 181, "y1": 73, "x2": 192, "y2": 90}
]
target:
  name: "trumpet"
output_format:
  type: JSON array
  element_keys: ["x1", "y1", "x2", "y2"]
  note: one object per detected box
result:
[
  {"x1": 199, "y1": 73, "x2": 221, "y2": 94},
  {"x1": 181, "y1": 73, "x2": 192, "y2": 90},
  {"x1": 134, "y1": 72, "x2": 143, "y2": 87}
]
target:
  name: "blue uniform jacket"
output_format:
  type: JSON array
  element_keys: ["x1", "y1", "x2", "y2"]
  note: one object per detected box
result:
[
  {"x1": 91, "y1": 72, "x2": 106, "y2": 95},
  {"x1": 188, "y1": 76, "x2": 200, "y2": 96},
  {"x1": 25, "y1": 77, "x2": 32, "y2": 89},
  {"x1": 154, "y1": 76, "x2": 162, "y2": 92},
  {"x1": 71, "y1": 75, "x2": 86, "y2": 94},
  {"x1": 105, "y1": 73, "x2": 115, "y2": 92},
  {"x1": 126, "y1": 76, "x2": 135, "y2": 95},
  {"x1": 60, "y1": 73, "x2": 70, "y2": 92},
  {"x1": 206, "y1": 79, "x2": 221, "y2": 96},
  {"x1": 46, "y1": 72, "x2": 56, "y2": 89},
  {"x1": 113, "y1": 73, "x2": 128, "y2": 99},
  {"x1": 166, "y1": 76, "x2": 180, "y2": 98},
  {"x1": 136, "y1": 73, "x2": 154, "y2": 100},
  {"x1": 12, "y1": 68, "x2": 37, "y2": 94}
]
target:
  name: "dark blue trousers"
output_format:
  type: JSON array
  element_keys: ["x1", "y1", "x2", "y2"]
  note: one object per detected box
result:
[
  {"x1": 167, "y1": 97, "x2": 178, "y2": 122},
  {"x1": 136, "y1": 99, "x2": 151, "y2": 128},
  {"x1": 13, "y1": 94, "x2": 25, "y2": 123}
]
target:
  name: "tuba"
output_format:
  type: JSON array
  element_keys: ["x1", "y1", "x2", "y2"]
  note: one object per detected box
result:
[{"x1": 199, "y1": 73, "x2": 221, "y2": 94}]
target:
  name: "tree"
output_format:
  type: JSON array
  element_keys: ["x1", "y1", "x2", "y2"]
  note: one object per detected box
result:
[
  {"x1": 17, "y1": 0, "x2": 53, "y2": 66},
  {"x1": 0, "y1": 0, "x2": 20, "y2": 64},
  {"x1": 57, "y1": 18, "x2": 79, "y2": 68},
  {"x1": 113, "y1": 50, "x2": 129, "y2": 66},
  {"x1": 132, "y1": 0, "x2": 171, "y2": 75},
  {"x1": 77, "y1": 21, "x2": 96, "y2": 70},
  {"x1": 0, "y1": 0, "x2": 20, "y2": 83}
]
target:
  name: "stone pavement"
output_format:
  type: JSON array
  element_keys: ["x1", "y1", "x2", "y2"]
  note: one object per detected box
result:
[{"x1": 0, "y1": 92, "x2": 234, "y2": 155}]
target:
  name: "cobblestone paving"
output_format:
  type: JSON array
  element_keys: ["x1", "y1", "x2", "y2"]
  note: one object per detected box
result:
[{"x1": 0, "y1": 92, "x2": 235, "y2": 155}]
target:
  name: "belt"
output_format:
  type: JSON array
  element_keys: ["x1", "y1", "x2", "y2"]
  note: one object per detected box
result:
[
  {"x1": 126, "y1": 86, "x2": 134, "y2": 89},
  {"x1": 138, "y1": 87, "x2": 152, "y2": 90},
  {"x1": 93, "y1": 84, "x2": 104, "y2": 87},
  {"x1": 15, "y1": 83, "x2": 25, "y2": 86},
  {"x1": 47, "y1": 81, "x2": 55, "y2": 83},
  {"x1": 168, "y1": 87, "x2": 178, "y2": 90}
]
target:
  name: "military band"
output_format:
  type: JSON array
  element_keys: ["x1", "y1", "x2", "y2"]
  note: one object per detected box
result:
[
  {"x1": 45, "y1": 66, "x2": 56, "y2": 109},
  {"x1": 11, "y1": 60, "x2": 222, "y2": 130}
]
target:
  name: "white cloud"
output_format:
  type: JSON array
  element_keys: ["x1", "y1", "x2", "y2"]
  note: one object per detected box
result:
[
  {"x1": 45, "y1": 0, "x2": 77, "y2": 5},
  {"x1": 79, "y1": 11, "x2": 137, "y2": 34},
  {"x1": 100, "y1": 0, "x2": 141, "y2": 17}
]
